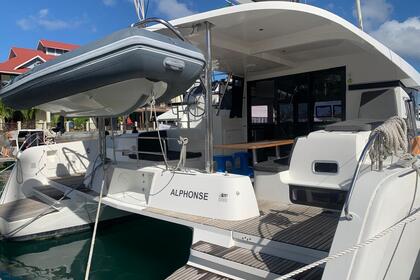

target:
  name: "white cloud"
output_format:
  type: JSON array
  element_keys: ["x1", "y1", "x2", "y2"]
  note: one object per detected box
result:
[
  {"x1": 371, "y1": 17, "x2": 420, "y2": 60},
  {"x1": 354, "y1": 0, "x2": 420, "y2": 63},
  {"x1": 357, "y1": 0, "x2": 393, "y2": 31},
  {"x1": 16, "y1": 18, "x2": 32, "y2": 31},
  {"x1": 37, "y1": 18, "x2": 72, "y2": 30},
  {"x1": 16, "y1": 9, "x2": 84, "y2": 31},
  {"x1": 103, "y1": 0, "x2": 117, "y2": 6},
  {"x1": 38, "y1": 9, "x2": 49, "y2": 18},
  {"x1": 157, "y1": 0, "x2": 195, "y2": 19}
]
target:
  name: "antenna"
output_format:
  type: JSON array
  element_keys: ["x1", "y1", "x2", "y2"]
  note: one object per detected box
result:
[{"x1": 355, "y1": 0, "x2": 364, "y2": 30}]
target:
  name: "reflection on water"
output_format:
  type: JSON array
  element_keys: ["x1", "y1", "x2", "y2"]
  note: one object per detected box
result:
[{"x1": 0, "y1": 176, "x2": 192, "y2": 280}]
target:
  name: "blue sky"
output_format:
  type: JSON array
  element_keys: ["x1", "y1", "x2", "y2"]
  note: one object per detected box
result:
[{"x1": 1, "y1": 0, "x2": 419, "y2": 70}]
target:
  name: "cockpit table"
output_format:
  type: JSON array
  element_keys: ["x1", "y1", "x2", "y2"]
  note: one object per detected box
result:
[{"x1": 214, "y1": 139, "x2": 294, "y2": 165}]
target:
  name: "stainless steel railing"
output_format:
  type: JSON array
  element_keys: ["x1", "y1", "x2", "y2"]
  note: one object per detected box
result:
[
  {"x1": 343, "y1": 132, "x2": 381, "y2": 220},
  {"x1": 131, "y1": 17, "x2": 186, "y2": 42}
]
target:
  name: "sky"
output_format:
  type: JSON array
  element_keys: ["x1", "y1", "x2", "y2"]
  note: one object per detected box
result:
[{"x1": 0, "y1": 0, "x2": 420, "y2": 70}]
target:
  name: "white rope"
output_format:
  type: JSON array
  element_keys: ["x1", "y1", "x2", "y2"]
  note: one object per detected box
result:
[
  {"x1": 276, "y1": 207, "x2": 420, "y2": 280},
  {"x1": 150, "y1": 96, "x2": 190, "y2": 172},
  {"x1": 150, "y1": 96, "x2": 170, "y2": 169},
  {"x1": 84, "y1": 177, "x2": 105, "y2": 280},
  {"x1": 133, "y1": 0, "x2": 145, "y2": 21},
  {"x1": 369, "y1": 116, "x2": 408, "y2": 164}
]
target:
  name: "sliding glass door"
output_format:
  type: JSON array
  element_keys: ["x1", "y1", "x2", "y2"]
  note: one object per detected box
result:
[{"x1": 247, "y1": 66, "x2": 346, "y2": 142}]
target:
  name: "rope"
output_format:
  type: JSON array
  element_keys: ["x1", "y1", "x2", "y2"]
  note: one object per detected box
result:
[
  {"x1": 369, "y1": 116, "x2": 408, "y2": 164},
  {"x1": 276, "y1": 207, "x2": 420, "y2": 280},
  {"x1": 150, "y1": 95, "x2": 170, "y2": 169},
  {"x1": 84, "y1": 176, "x2": 105, "y2": 280},
  {"x1": 150, "y1": 95, "x2": 190, "y2": 172},
  {"x1": 133, "y1": 0, "x2": 146, "y2": 21}
]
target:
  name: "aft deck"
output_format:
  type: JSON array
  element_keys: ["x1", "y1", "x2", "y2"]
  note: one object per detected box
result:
[
  {"x1": 143, "y1": 201, "x2": 340, "y2": 280},
  {"x1": 145, "y1": 201, "x2": 339, "y2": 252},
  {"x1": 49, "y1": 173, "x2": 340, "y2": 279}
]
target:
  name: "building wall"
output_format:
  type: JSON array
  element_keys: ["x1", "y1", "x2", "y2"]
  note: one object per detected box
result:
[{"x1": 0, "y1": 73, "x2": 16, "y2": 84}]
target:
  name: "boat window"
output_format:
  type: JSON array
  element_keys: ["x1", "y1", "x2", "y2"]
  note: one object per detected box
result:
[
  {"x1": 313, "y1": 161, "x2": 338, "y2": 174},
  {"x1": 248, "y1": 78, "x2": 278, "y2": 155},
  {"x1": 247, "y1": 67, "x2": 346, "y2": 160},
  {"x1": 248, "y1": 66, "x2": 345, "y2": 137},
  {"x1": 312, "y1": 69, "x2": 346, "y2": 130}
]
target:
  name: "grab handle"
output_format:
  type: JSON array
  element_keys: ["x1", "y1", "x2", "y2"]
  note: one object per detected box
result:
[{"x1": 163, "y1": 57, "x2": 185, "y2": 71}]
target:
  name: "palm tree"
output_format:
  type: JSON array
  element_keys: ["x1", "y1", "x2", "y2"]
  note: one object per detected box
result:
[
  {"x1": 20, "y1": 108, "x2": 37, "y2": 121},
  {"x1": 0, "y1": 100, "x2": 15, "y2": 131},
  {"x1": 0, "y1": 101, "x2": 14, "y2": 120}
]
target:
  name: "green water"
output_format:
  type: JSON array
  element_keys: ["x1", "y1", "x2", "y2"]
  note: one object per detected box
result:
[
  {"x1": 0, "y1": 216, "x2": 192, "y2": 280},
  {"x1": 0, "y1": 173, "x2": 192, "y2": 280}
]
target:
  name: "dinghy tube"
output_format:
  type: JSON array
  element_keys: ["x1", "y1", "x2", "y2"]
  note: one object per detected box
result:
[{"x1": 0, "y1": 23, "x2": 205, "y2": 117}]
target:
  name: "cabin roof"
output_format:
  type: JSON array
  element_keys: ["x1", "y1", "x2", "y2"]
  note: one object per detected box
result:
[{"x1": 150, "y1": 2, "x2": 420, "y2": 88}]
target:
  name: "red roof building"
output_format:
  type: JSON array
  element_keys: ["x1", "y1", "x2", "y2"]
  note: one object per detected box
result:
[
  {"x1": 0, "y1": 40, "x2": 79, "y2": 84},
  {"x1": 37, "y1": 39, "x2": 79, "y2": 56}
]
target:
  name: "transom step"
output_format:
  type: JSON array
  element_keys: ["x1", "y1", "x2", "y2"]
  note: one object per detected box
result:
[
  {"x1": 190, "y1": 241, "x2": 323, "y2": 280},
  {"x1": 166, "y1": 265, "x2": 232, "y2": 280},
  {"x1": 232, "y1": 203, "x2": 340, "y2": 251}
]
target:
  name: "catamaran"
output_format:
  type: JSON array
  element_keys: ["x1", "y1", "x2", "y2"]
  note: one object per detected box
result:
[
  {"x1": 1, "y1": 1, "x2": 420, "y2": 279},
  {"x1": 0, "y1": 19, "x2": 205, "y2": 241}
]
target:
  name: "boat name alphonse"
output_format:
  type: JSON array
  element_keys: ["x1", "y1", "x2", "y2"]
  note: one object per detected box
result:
[{"x1": 170, "y1": 189, "x2": 209, "y2": 201}]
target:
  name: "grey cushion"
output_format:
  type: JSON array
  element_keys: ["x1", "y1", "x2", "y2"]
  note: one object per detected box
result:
[{"x1": 325, "y1": 119, "x2": 383, "y2": 132}]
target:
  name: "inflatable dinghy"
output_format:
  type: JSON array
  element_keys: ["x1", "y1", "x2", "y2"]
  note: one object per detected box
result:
[{"x1": 0, "y1": 22, "x2": 205, "y2": 117}]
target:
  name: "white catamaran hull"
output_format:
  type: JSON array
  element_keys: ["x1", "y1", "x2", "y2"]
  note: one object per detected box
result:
[{"x1": 0, "y1": 140, "x2": 127, "y2": 241}]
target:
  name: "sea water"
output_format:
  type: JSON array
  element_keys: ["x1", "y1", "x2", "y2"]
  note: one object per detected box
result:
[{"x1": 0, "y1": 174, "x2": 192, "y2": 280}]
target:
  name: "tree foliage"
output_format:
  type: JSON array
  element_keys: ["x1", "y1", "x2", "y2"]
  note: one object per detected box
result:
[{"x1": 0, "y1": 100, "x2": 14, "y2": 120}]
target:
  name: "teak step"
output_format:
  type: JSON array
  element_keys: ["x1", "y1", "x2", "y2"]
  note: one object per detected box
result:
[
  {"x1": 191, "y1": 241, "x2": 323, "y2": 280},
  {"x1": 231, "y1": 205, "x2": 340, "y2": 252},
  {"x1": 48, "y1": 174, "x2": 86, "y2": 188},
  {"x1": 166, "y1": 265, "x2": 232, "y2": 280},
  {"x1": 0, "y1": 197, "x2": 56, "y2": 222},
  {"x1": 48, "y1": 174, "x2": 98, "y2": 197}
]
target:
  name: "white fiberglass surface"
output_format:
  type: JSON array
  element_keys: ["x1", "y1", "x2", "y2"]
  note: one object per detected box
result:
[
  {"x1": 152, "y1": 2, "x2": 420, "y2": 87},
  {"x1": 107, "y1": 191, "x2": 148, "y2": 206}
]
